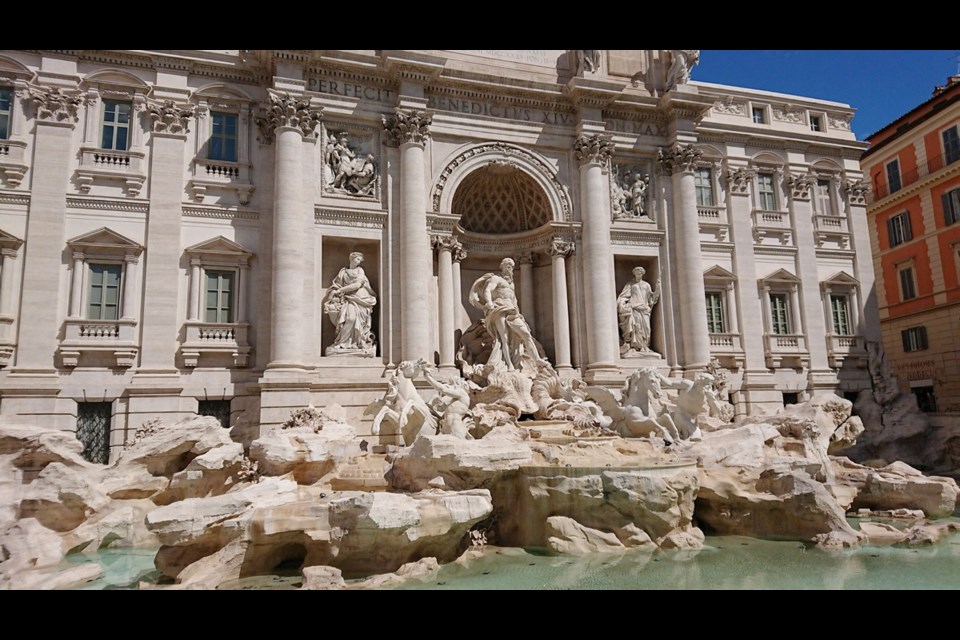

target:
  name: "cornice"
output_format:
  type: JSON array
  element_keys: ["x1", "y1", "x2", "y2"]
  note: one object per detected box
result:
[
  {"x1": 753, "y1": 244, "x2": 799, "y2": 256},
  {"x1": 315, "y1": 206, "x2": 387, "y2": 229},
  {"x1": 0, "y1": 192, "x2": 30, "y2": 206},
  {"x1": 866, "y1": 161, "x2": 960, "y2": 213},
  {"x1": 67, "y1": 196, "x2": 148, "y2": 213},
  {"x1": 183, "y1": 205, "x2": 259, "y2": 220}
]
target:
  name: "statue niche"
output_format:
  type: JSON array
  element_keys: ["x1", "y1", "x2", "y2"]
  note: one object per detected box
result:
[{"x1": 322, "y1": 251, "x2": 377, "y2": 357}]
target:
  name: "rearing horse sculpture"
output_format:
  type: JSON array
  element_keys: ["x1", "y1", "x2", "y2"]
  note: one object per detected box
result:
[{"x1": 367, "y1": 359, "x2": 438, "y2": 445}]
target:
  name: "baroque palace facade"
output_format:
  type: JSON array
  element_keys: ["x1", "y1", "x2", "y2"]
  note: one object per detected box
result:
[{"x1": 0, "y1": 50, "x2": 878, "y2": 461}]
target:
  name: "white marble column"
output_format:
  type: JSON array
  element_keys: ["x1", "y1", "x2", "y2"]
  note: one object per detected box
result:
[
  {"x1": 69, "y1": 252, "x2": 85, "y2": 318},
  {"x1": 0, "y1": 249, "x2": 16, "y2": 317},
  {"x1": 452, "y1": 245, "x2": 468, "y2": 331},
  {"x1": 384, "y1": 109, "x2": 433, "y2": 362},
  {"x1": 16, "y1": 87, "x2": 81, "y2": 371},
  {"x1": 574, "y1": 134, "x2": 619, "y2": 372},
  {"x1": 188, "y1": 259, "x2": 201, "y2": 322},
  {"x1": 547, "y1": 239, "x2": 574, "y2": 370},
  {"x1": 237, "y1": 264, "x2": 249, "y2": 324},
  {"x1": 121, "y1": 254, "x2": 138, "y2": 321},
  {"x1": 660, "y1": 143, "x2": 711, "y2": 373},
  {"x1": 432, "y1": 235, "x2": 457, "y2": 373},
  {"x1": 518, "y1": 252, "x2": 536, "y2": 322},
  {"x1": 258, "y1": 94, "x2": 322, "y2": 368}
]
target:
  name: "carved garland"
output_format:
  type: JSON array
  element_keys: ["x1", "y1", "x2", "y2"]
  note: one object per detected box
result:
[
  {"x1": 29, "y1": 86, "x2": 82, "y2": 122},
  {"x1": 147, "y1": 100, "x2": 195, "y2": 134},
  {"x1": 430, "y1": 142, "x2": 572, "y2": 221}
]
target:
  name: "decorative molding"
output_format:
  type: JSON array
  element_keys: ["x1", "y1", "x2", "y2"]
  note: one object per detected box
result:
[
  {"x1": 254, "y1": 92, "x2": 323, "y2": 144},
  {"x1": 712, "y1": 97, "x2": 746, "y2": 116},
  {"x1": 753, "y1": 244, "x2": 799, "y2": 256},
  {"x1": 29, "y1": 86, "x2": 81, "y2": 123},
  {"x1": 843, "y1": 178, "x2": 869, "y2": 205},
  {"x1": 66, "y1": 197, "x2": 149, "y2": 213},
  {"x1": 0, "y1": 192, "x2": 31, "y2": 206},
  {"x1": 772, "y1": 103, "x2": 804, "y2": 124},
  {"x1": 815, "y1": 248, "x2": 856, "y2": 259},
  {"x1": 314, "y1": 206, "x2": 387, "y2": 229},
  {"x1": 573, "y1": 134, "x2": 615, "y2": 167},
  {"x1": 516, "y1": 251, "x2": 535, "y2": 265},
  {"x1": 700, "y1": 242, "x2": 735, "y2": 254},
  {"x1": 382, "y1": 108, "x2": 432, "y2": 147},
  {"x1": 182, "y1": 206, "x2": 259, "y2": 220},
  {"x1": 609, "y1": 229, "x2": 665, "y2": 247},
  {"x1": 546, "y1": 238, "x2": 575, "y2": 258},
  {"x1": 786, "y1": 174, "x2": 816, "y2": 201},
  {"x1": 430, "y1": 142, "x2": 572, "y2": 221},
  {"x1": 725, "y1": 167, "x2": 756, "y2": 196},
  {"x1": 427, "y1": 213, "x2": 459, "y2": 235},
  {"x1": 147, "y1": 100, "x2": 195, "y2": 134},
  {"x1": 658, "y1": 143, "x2": 702, "y2": 175},
  {"x1": 828, "y1": 115, "x2": 852, "y2": 131}
]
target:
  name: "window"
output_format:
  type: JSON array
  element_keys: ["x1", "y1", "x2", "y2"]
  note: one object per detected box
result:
[
  {"x1": 87, "y1": 264, "x2": 122, "y2": 321},
  {"x1": 830, "y1": 294, "x2": 851, "y2": 335},
  {"x1": 0, "y1": 87, "x2": 11, "y2": 140},
  {"x1": 901, "y1": 326, "x2": 928, "y2": 352},
  {"x1": 209, "y1": 112, "x2": 238, "y2": 162},
  {"x1": 898, "y1": 265, "x2": 917, "y2": 301},
  {"x1": 944, "y1": 125, "x2": 960, "y2": 165},
  {"x1": 886, "y1": 159, "x2": 902, "y2": 194},
  {"x1": 705, "y1": 291, "x2": 725, "y2": 333},
  {"x1": 911, "y1": 385, "x2": 937, "y2": 413},
  {"x1": 942, "y1": 188, "x2": 960, "y2": 226},
  {"x1": 198, "y1": 399, "x2": 232, "y2": 429},
  {"x1": 887, "y1": 211, "x2": 912, "y2": 247},
  {"x1": 769, "y1": 293, "x2": 791, "y2": 335},
  {"x1": 810, "y1": 115, "x2": 822, "y2": 132},
  {"x1": 782, "y1": 392, "x2": 800, "y2": 406},
  {"x1": 757, "y1": 173, "x2": 777, "y2": 210},
  {"x1": 205, "y1": 270, "x2": 235, "y2": 323},
  {"x1": 76, "y1": 402, "x2": 112, "y2": 464},
  {"x1": 815, "y1": 179, "x2": 834, "y2": 215},
  {"x1": 100, "y1": 100, "x2": 131, "y2": 151},
  {"x1": 694, "y1": 167, "x2": 714, "y2": 206},
  {"x1": 752, "y1": 107, "x2": 766, "y2": 124}
]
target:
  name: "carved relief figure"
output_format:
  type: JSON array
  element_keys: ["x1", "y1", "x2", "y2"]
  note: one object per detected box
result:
[
  {"x1": 665, "y1": 50, "x2": 700, "y2": 92},
  {"x1": 468, "y1": 257, "x2": 546, "y2": 374},
  {"x1": 423, "y1": 367, "x2": 474, "y2": 439},
  {"x1": 611, "y1": 166, "x2": 651, "y2": 220},
  {"x1": 324, "y1": 131, "x2": 379, "y2": 197},
  {"x1": 323, "y1": 252, "x2": 377, "y2": 356},
  {"x1": 617, "y1": 266, "x2": 661, "y2": 356}
]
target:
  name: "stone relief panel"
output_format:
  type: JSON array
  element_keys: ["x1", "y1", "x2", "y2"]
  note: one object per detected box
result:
[
  {"x1": 772, "y1": 104, "x2": 804, "y2": 124},
  {"x1": 321, "y1": 125, "x2": 380, "y2": 199},
  {"x1": 712, "y1": 96, "x2": 746, "y2": 116},
  {"x1": 610, "y1": 163, "x2": 653, "y2": 222}
]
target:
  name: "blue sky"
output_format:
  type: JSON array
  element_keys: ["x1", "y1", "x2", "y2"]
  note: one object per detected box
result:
[{"x1": 694, "y1": 50, "x2": 960, "y2": 142}]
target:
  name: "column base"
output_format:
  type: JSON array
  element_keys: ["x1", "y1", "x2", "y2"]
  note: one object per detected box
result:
[
  {"x1": 265, "y1": 361, "x2": 312, "y2": 372},
  {"x1": 583, "y1": 363, "x2": 621, "y2": 384}
]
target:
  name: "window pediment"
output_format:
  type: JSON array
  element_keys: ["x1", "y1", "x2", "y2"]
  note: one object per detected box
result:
[
  {"x1": 760, "y1": 268, "x2": 800, "y2": 285},
  {"x1": 821, "y1": 271, "x2": 859, "y2": 288},
  {"x1": 185, "y1": 236, "x2": 253, "y2": 265},
  {"x1": 0, "y1": 229, "x2": 23, "y2": 252},
  {"x1": 67, "y1": 227, "x2": 143, "y2": 257},
  {"x1": 703, "y1": 264, "x2": 736, "y2": 281}
]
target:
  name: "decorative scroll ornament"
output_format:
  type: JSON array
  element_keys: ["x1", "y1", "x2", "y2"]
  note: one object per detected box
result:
[
  {"x1": 843, "y1": 178, "x2": 870, "y2": 205},
  {"x1": 453, "y1": 245, "x2": 468, "y2": 263},
  {"x1": 546, "y1": 238, "x2": 575, "y2": 259},
  {"x1": 382, "y1": 108, "x2": 432, "y2": 147},
  {"x1": 573, "y1": 134, "x2": 615, "y2": 167},
  {"x1": 829, "y1": 115, "x2": 852, "y2": 131},
  {"x1": 431, "y1": 234, "x2": 461, "y2": 253},
  {"x1": 786, "y1": 174, "x2": 817, "y2": 201},
  {"x1": 657, "y1": 143, "x2": 702, "y2": 175},
  {"x1": 147, "y1": 100, "x2": 195, "y2": 134},
  {"x1": 254, "y1": 92, "x2": 323, "y2": 144},
  {"x1": 713, "y1": 96, "x2": 745, "y2": 115},
  {"x1": 773, "y1": 104, "x2": 804, "y2": 124},
  {"x1": 725, "y1": 168, "x2": 756, "y2": 196},
  {"x1": 29, "y1": 86, "x2": 81, "y2": 122}
]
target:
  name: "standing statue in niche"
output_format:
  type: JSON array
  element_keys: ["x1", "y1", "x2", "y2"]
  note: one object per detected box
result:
[
  {"x1": 617, "y1": 266, "x2": 661, "y2": 357},
  {"x1": 468, "y1": 257, "x2": 546, "y2": 374},
  {"x1": 575, "y1": 50, "x2": 601, "y2": 76},
  {"x1": 323, "y1": 252, "x2": 377, "y2": 356},
  {"x1": 665, "y1": 50, "x2": 700, "y2": 92}
]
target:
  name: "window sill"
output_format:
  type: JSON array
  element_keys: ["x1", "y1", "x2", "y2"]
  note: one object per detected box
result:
[{"x1": 181, "y1": 321, "x2": 251, "y2": 368}]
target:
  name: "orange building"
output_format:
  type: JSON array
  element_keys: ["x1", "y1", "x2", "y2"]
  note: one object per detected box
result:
[{"x1": 861, "y1": 75, "x2": 960, "y2": 422}]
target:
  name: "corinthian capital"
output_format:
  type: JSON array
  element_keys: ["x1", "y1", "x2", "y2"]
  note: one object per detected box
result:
[
  {"x1": 254, "y1": 92, "x2": 323, "y2": 144},
  {"x1": 382, "y1": 108, "x2": 432, "y2": 147},
  {"x1": 431, "y1": 234, "x2": 461, "y2": 253},
  {"x1": 148, "y1": 100, "x2": 195, "y2": 134},
  {"x1": 725, "y1": 167, "x2": 756, "y2": 196},
  {"x1": 547, "y1": 239, "x2": 575, "y2": 259},
  {"x1": 785, "y1": 173, "x2": 816, "y2": 201},
  {"x1": 843, "y1": 178, "x2": 870, "y2": 205},
  {"x1": 657, "y1": 143, "x2": 702, "y2": 175},
  {"x1": 573, "y1": 134, "x2": 615, "y2": 167},
  {"x1": 29, "y1": 86, "x2": 81, "y2": 123}
]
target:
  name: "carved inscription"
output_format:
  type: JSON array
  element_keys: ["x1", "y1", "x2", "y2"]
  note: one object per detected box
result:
[
  {"x1": 307, "y1": 77, "x2": 394, "y2": 103},
  {"x1": 426, "y1": 94, "x2": 575, "y2": 126},
  {"x1": 605, "y1": 119, "x2": 667, "y2": 138}
]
